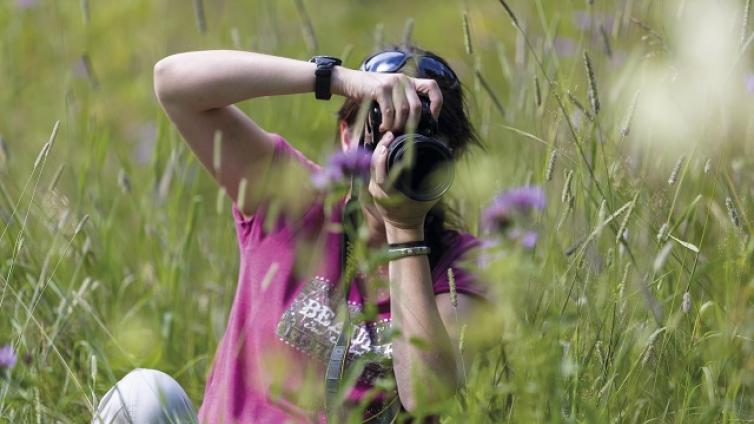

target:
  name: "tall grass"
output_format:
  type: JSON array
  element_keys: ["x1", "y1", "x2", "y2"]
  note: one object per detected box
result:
[{"x1": 1, "y1": 0, "x2": 753, "y2": 422}]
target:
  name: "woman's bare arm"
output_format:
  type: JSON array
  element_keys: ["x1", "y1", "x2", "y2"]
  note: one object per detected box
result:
[
  {"x1": 153, "y1": 51, "x2": 320, "y2": 216},
  {"x1": 153, "y1": 50, "x2": 443, "y2": 216}
]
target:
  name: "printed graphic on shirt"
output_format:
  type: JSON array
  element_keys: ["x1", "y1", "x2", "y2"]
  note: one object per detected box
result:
[{"x1": 276, "y1": 276, "x2": 392, "y2": 383}]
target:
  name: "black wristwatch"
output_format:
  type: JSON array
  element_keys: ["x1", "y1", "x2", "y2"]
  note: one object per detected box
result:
[{"x1": 309, "y1": 56, "x2": 342, "y2": 100}]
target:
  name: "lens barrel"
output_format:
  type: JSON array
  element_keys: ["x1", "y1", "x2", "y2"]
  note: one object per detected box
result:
[
  {"x1": 385, "y1": 134, "x2": 453, "y2": 201},
  {"x1": 366, "y1": 97, "x2": 454, "y2": 201}
]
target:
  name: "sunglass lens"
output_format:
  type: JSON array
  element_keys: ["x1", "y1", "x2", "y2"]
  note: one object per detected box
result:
[
  {"x1": 362, "y1": 51, "x2": 407, "y2": 73},
  {"x1": 419, "y1": 57, "x2": 459, "y2": 87}
]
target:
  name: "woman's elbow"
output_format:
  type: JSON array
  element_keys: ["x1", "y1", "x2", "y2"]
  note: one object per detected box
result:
[{"x1": 153, "y1": 55, "x2": 184, "y2": 106}]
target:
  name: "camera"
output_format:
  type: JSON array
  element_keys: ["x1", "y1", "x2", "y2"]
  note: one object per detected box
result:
[{"x1": 364, "y1": 96, "x2": 454, "y2": 201}]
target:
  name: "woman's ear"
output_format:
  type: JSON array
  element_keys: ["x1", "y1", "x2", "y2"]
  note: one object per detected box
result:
[{"x1": 339, "y1": 120, "x2": 351, "y2": 152}]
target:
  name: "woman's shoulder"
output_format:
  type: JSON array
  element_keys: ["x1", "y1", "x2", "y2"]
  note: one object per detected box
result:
[
  {"x1": 267, "y1": 133, "x2": 321, "y2": 174},
  {"x1": 431, "y1": 227, "x2": 483, "y2": 278},
  {"x1": 432, "y1": 228, "x2": 489, "y2": 299},
  {"x1": 439, "y1": 227, "x2": 483, "y2": 254}
]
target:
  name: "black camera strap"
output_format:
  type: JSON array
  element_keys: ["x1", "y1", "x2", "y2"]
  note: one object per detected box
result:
[
  {"x1": 324, "y1": 175, "x2": 400, "y2": 423},
  {"x1": 324, "y1": 181, "x2": 358, "y2": 423}
]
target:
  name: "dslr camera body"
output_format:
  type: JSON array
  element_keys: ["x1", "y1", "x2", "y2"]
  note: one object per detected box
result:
[{"x1": 363, "y1": 96, "x2": 454, "y2": 201}]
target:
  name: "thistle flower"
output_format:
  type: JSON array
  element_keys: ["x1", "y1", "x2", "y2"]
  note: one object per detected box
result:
[
  {"x1": 0, "y1": 345, "x2": 16, "y2": 369},
  {"x1": 482, "y1": 186, "x2": 546, "y2": 232},
  {"x1": 311, "y1": 148, "x2": 372, "y2": 190},
  {"x1": 482, "y1": 186, "x2": 546, "y2": 249},
  {"x1": 509, "y1": 228, "x2": 539, "y2": 249},
  {"x1": 497, "y1": 186, "x2": 546, "y2": 213}
]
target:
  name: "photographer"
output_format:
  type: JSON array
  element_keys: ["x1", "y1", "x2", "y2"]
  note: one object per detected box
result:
[{"x1": 94, "y1": 45, "x2": 488, "y2": 423}]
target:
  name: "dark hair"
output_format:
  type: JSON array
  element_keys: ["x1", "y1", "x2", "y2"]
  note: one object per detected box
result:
[{"x1": 336, "y1": 44, "x2": 483, "y2": 268}]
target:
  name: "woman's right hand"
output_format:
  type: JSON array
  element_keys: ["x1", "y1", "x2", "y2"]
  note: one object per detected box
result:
[{"x1": 332, "y1": 67, "x2": 444, "y2": 133}]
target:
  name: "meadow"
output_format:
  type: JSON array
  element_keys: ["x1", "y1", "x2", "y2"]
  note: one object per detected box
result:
[{"x1": 1, "y1": 0, "x2": 753, "y2": 422}]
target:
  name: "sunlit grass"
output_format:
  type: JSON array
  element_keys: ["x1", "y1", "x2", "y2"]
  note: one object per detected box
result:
[{"x1": 1, "y1": 0, "x2": 753, "y2": 422}]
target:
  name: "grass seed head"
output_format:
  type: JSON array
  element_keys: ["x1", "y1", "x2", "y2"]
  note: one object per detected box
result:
[
  {"x1": 657, "y1": 222, "x2": 670, "y2": 242},
  {"x1": 561, "y1": 169, "x2": 574, "y2": 204},
  {"x1": 599, "y1": 25, "x2": 613, "y2": 57},
  {"x1": 615, "y1": 193, "x2": 638, "y2": 246},
  {"x1": 567, "y1": 91, "x2": 592, "y2": 121},
  {"x1": 458, "y1": 324, "x2": 467, "y2": 354},
  {"x1": 448, "y1": 267, "x2": 458, "y2": 309},
  {"x1": 618, "y1": 263, "x2": 630, "y2": 315},
  {"x1": 74, "y1": 214, "x2": 90, "y2": 235},
  {"x1": 117, "y1": 169, "x2": 131, "y2": 193},
  {"x1": 641, "y1": 328, "x2": 665, "y2": 367},
  {"x1": 583, "y1": 51, "x2": 600, "y2": 115},
  {"x1": 725, "y1": 197, "x2": 741, "y2": 228},
  {"x1": 462, "y1": 9, "x2": 473, "y2": 55},
  {"x1": 682, "y1": 291, "x2": 692, "y2": 313},
  {"x1": 545, "y1": 149, "x2": 557, "y2": 181},
  {"x1": 667, "y1": 156, "x2": 684, "y2": 186}
]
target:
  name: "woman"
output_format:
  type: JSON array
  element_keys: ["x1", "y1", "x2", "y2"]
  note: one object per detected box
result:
[{"x1": 94, "y1": 44, "x2": 489, "y2": 423}]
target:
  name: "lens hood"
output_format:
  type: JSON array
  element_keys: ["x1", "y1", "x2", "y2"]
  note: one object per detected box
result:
[{"x1": 386, "y1": 134, "x2": 454, "y2": 201}]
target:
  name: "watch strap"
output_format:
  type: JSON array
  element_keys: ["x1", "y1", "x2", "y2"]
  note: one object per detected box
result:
[{"x1": 310, "y1": 56, "x2": 342, "y2": 100}]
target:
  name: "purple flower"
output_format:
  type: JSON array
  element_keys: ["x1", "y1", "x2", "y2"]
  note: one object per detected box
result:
[
  {"x1": 16, "y1": 0, "x2": 38, "y2": 9},
  {"x1": 311, "y1": 148, "x2": 372, "y2": 189},
  {"x1": 480, "y1": 202, "x2": 512, "y2": 232},
  {"x1": 571, "y1": 11, "x2": 616, "y2": 33},
  {"x1": 553, "y1": 37, "x2": 577, "y2": 57},
  {"x1": 0, "y1": 345, "x2": 16, "y2": 369},
  {"x1": 486, "y1": 186, "x2": 546, "y2": 218},
  {"x1": 481, "y1": 186, "x2": 545, "y2": 250},
  {"x1": 509, "y1": 228, "x2": 539, "y2": 249},
  {"x1": 572, "y1": 11, "x2": 593, "y2": 30}
]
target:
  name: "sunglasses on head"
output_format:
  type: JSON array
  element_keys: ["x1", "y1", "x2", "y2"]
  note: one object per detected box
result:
[{"x1": 360, "y1": 50, "x2": 460, "y2": 90}]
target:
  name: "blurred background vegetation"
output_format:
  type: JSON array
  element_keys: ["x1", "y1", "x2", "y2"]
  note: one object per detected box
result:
[{"x1": 1, "y1": 0, "x2": 753, "y2": 422}]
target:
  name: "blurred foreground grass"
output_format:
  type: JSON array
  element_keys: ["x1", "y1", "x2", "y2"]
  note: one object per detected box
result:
[{"x1": 1, "y1": 0, "x2": 754, "y2": 422}]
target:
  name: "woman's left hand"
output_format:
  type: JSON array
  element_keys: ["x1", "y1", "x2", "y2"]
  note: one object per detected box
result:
[{"x1": 368, "y1": 131, "x2": 440, "y2": 231}]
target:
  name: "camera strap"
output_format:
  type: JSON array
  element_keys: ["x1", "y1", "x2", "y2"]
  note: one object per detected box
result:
[{"x1": 324, "y1": 176, "x2": 401, "y2": 423}]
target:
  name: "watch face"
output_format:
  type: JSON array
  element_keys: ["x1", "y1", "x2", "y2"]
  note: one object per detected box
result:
[{"x1": 312, "y1": 56, "x2": 342, "y2": 67}]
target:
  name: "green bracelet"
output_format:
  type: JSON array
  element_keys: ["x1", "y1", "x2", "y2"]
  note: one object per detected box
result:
[{"x1": 385, "y1": 245, "x2": 431, "y2": 261}]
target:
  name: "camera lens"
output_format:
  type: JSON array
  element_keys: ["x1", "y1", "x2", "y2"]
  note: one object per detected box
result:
[{"x1": 386, "y1": 134, "x2": 454, "y2": 201}]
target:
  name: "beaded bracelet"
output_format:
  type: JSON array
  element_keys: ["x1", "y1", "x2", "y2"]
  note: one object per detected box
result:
[{"x1": 386, "y1": 242, "x2": 431, "y2": 261}]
